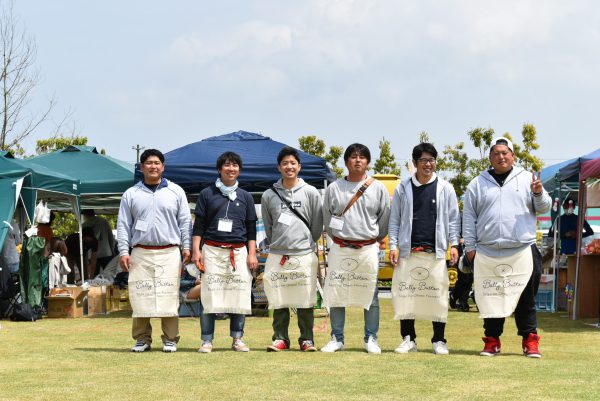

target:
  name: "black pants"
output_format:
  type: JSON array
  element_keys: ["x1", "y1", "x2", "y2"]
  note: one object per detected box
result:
[
  {"x1": 401, "y1": 319, "x2": 446, "y2": 343},
  {"x1": 482, "y1": 245, "x2": 542, "y2": 339},
  {"x1": 452, "y1": 269, "x2": 473, "y2": 305}
]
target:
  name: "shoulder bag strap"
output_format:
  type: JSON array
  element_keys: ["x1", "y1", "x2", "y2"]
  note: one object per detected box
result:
[
  {"x1": 271, "y1": 187, "x2": 311, "y2": 230},
  {"x1": 338, "y1": 177, "x2": 375, "y2": 216}
]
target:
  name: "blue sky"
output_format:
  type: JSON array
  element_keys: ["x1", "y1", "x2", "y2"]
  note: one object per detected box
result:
[{"x1": 12, "y1": 1, "x2": 600, "y2": 168}]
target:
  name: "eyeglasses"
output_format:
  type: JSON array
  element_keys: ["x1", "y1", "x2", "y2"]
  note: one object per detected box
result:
[{"x1": 416, "y1": 158, "x2": 436, "y2": 165}]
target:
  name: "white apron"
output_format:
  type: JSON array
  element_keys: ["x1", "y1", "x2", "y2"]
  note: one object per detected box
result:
[
  {"x1": 200, "y1": 244, "x2": 252, "y2": 315},
  {"x1": 474, "y1": 247, "x2": 533, "y2": 319},
  {"x1": 263, "y1": 252, "x2": 318, "y2": 309},
  {"x1": 128, "y1": 247, "x2": 181, "y2": 318},
  {"x1": 323, "y1": 242, "x2": 378, "y2": 310},
  {"x1": 392, "y1": 253, "x2": 449, "y2": 322}
]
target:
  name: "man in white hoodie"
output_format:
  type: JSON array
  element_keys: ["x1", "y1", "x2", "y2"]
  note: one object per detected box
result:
[
  {"x1": 261, "y1": 146, "x2": 323, "y2": 352},
  {"x1": 463, "y1": 137, "x2": 551, "y2": 358},
  {"x1": 388, "y1": 143, "x2": 460, "y2": 355}
]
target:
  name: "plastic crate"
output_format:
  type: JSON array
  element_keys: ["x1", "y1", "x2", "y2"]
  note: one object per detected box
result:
[{"x1": 535, "y1": 290, "x2": 553, "y2": 311}]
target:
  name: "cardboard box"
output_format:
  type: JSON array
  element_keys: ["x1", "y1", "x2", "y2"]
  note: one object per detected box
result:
[
  {"x1": 47, "y1": 287, "x2": 88, "y2": 318},
  {"x1": 87, "y1": 286, "x2": 109, "y2": 316},
  {"x1": 109, "y1": 286, "x2": 131, "y2": 312}
]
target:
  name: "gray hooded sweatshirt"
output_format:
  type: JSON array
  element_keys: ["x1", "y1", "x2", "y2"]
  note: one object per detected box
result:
[
  {"x1": 388, "y1": 174, "x2": 460, "y2": 259},
  {"x1": 462, "y1": 166, "x2": 552, "y2": 258},
  {"x1": 261, "y1": 178, "x2": 323, "y2": 256}
]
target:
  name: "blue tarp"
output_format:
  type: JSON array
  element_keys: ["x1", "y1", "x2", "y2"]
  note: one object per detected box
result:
[
  {"x1": 150, "y1": 131, "x2": 336, "y2": 194},
  {"x1": 558, "y1": 148, "x2": 600, "y2": 182}
]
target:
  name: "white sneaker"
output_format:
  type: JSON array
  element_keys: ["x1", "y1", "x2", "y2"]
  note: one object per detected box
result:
[
  {"x1": 198, "y1": 340, "x2": 213, "y2": 353},
  {"x1": 394, "y1": 335, "x2": 417, "y2": 354},
  {"x1": 232, "y1": 338, "x2": 250, "y2": 352},
  {"x1": 364, "y1": 336, "x2": 381, "y2": 354},
  {"x1": 162, "y1": 341, "x2": 177, "y2": 353},
  {"x1": 432, "y1": 341, "x2": 449, "y2": 355},
  {"x1": 320, "y1": 336, "x2": 344, "y2": 353},
  {"x1": 131, "y1": 340, "x2": 150, "y2": 352}
]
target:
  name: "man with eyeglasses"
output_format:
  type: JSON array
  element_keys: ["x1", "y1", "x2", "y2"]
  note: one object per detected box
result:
[
  {"x1": 463, "y1": 137, "x2": 551, "y2": 358},
  {"x1": 388, "y1": 143, "x2": 460, "y2": 355},
  {"x1": 117, "y1": 149, "x2": 192, "y2": 353}
]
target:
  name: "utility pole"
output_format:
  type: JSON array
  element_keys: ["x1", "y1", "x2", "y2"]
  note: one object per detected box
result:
[{"x1": 132, "y1": 144, "x2": 145, "y2": 163}]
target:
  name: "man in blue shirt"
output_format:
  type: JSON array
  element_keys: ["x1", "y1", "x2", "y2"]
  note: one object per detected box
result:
[{"x1": 548, "y1": 198, "x2": 594, "y2": 255}]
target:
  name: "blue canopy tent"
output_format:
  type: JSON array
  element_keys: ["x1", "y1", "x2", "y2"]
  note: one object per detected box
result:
[{"x1": 154, "y1": 131, "x2": 337, "y2": 194}]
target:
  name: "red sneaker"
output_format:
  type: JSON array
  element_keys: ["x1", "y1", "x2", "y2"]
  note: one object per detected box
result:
[
  {"x1": 522, "y1": 333, "x2": 541, "y2": 358},
  {"x1": 267, "y1": 339, "x2": 290, "y2": 352},
  {"x1": 480, "y1": 336, "x2": 501, "y2": 356},
  {"x1": 299, "y1": 340, "x2": 317, "y2": 352}
]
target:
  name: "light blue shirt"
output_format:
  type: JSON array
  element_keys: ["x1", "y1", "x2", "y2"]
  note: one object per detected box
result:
[{"x1": 117, "y1": 179, "x2": 192, "y2": 257}]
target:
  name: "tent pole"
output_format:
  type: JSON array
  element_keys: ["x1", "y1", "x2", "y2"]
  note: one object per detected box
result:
[{"x1": 573, "y1": 180, "x2": 586, "y2": 320}]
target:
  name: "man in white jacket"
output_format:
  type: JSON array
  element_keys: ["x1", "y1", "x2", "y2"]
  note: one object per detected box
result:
[
  {"x1": 388, "y1": 143, "x2": 460, "y2": 355},
  {"x1": 463, "y1": 137, "x2": 551, "y2": 358}
]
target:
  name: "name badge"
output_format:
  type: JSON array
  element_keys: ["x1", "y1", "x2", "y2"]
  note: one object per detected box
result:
[
  {"x1": 218, "y1": 218, "x2": 233, "y2": 232},
  {"x1": 329, "y1": 216, "x2": 344, "y2": 231},
  {"x1": 135, "y1": 220, "x2": 148, "y2": 232},
  {"x1": 277, "y1": 212, "x2": 293, "y2": 226}
]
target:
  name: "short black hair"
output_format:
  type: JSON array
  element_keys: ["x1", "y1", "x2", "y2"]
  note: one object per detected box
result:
[
  {"x1": 216, "y1": 151, "x2": 243, "y2": 171},
  {"x1": 344, "y1": 143, "x2": 371, "y2": 163},
  {"x1": 412, "y1": 143, "x2": 438, "y2": 160},
  {"x1": 140, "y1": 149, "x2": 165, "y2": 164},
  {"x1": 82, "y1": 209, "x2": 95, "y2": 217},
  {"x1": 277, "y1": 146, "x2": 301, "y2": 164},
  {"x1": 563, "y1": 198, "x2": 577, "y2": 207}
]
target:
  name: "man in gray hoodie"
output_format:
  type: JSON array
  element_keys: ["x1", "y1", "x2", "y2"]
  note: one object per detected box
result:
[
  {"x1": 321, "y1": 143, "x2": 391, "y2": 354},
  {"x1": 463, "y1": 137, "x2": 551, "y2": 358},
  {"x1": 388, "y1": 143, "x2": 460, "y2": 355},
  {"x1": 261, "y1": 146, "x2": 323, "y2": 352}
]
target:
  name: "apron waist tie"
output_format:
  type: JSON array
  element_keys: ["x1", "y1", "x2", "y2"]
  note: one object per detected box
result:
[
  {"x1": 332, "y1": 236, "x2": 377, "y2": 249},
  {"x1": 204, "y1": 240, "x2": 246, "y2": 271}
]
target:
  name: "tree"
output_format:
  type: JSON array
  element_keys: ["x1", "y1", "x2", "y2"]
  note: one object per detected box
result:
[
  {"x1": 36, "y1": 134, "x2": 88, "y2": 154},
  {"x1": 437, "y1": 124, "x2": 544, "y2": 202},
  {"x1": 0, "y1": 2, "x2": 55, "y2": 156},
  {"x1": 298, "y1": 135, "x2": 344, "y2": 177},
  {"x1": 511, "y1": 123, "x2": 543, "y2": 172},
  {"x1": 373, "y1": 137, "x2": 401, "y2": 176}
]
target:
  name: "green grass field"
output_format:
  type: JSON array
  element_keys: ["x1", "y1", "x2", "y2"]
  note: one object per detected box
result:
[{"x1": 1, "y1": 300, "x2": 599, "y2": 401}]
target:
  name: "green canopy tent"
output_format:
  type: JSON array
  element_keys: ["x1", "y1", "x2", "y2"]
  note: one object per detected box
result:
[
  {"x1": 1, "y1": 153, "x2": 86, "y2": 286},
  {"x1": 26, "y1": 145, "x2": 134, "y2": 212},
  {"x1": 0, "y1": 156, "x2": 27, "y2": 246}
]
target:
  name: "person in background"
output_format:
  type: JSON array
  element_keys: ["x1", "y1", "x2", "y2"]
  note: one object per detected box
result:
[
  {"x1": 82, "y1": 209, "x2": 116, "y2": 270},
  {"x1": 37, "y1": 211, "x2": 55, "y2": 245},
  {"x1": 48, "y1": 238, "x2": 70, "y2": 288},
  {"x1": 65, "y1": 227, "x2": 99, "y2": 281},
  {"x1": 548, "y1": 198, "x2": 594, "y2": 255}
]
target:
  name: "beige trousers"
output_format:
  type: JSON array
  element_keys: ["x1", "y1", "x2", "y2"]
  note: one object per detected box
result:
[{"x1": 131, "y1": 316, "x2": 179, "y2": 345}]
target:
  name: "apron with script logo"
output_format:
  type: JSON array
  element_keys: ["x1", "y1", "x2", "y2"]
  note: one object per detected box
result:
[
  {"x1": 474, "y1": 247, "x2": 533, "y2": 318},
  {"x1": 392, "y1": 253, "x2": 449, "y2": 322},
  {"x1": 201, "y1": 244, "x2": 252, "y2": 315},
  {"x1": 324, "y1": 242, "x2": 378, "y2": 310},
  {"x1": 128, "y1": 247, "x2": 181, "y2": 318},
  {"x1": 263, "y1": 252, "x2": 318, "y2": 309}
]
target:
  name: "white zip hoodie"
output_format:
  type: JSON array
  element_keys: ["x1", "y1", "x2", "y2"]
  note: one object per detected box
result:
[{"x1": 463, "y1": 166, "x2": 551, "y2": 257}]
